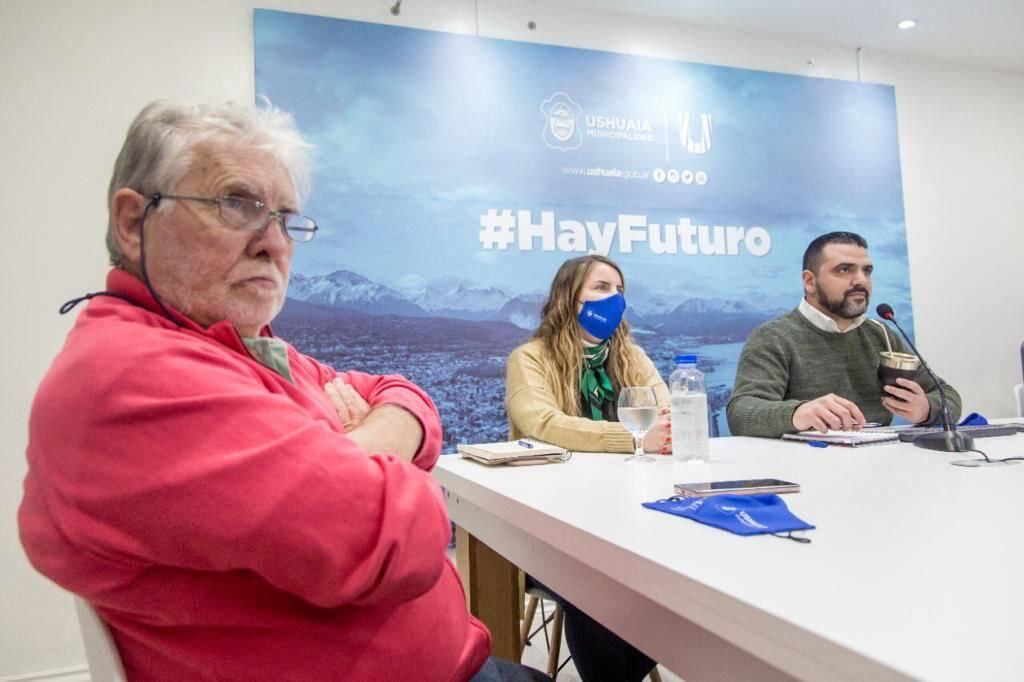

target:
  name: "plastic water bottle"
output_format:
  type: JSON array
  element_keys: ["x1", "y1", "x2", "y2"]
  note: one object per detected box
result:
[{"x1": 669, "y1": 354, "x2": 710, "y2": 463}]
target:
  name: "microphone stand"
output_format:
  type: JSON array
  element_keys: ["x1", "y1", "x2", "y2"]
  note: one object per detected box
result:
[{"x1": 880, "y1": 314, "x2": 974, "y2": 453}]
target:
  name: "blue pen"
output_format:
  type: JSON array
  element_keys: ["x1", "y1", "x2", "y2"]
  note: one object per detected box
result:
[
  {"x1": 808, "y1": 441, "x2": 829, "y2": 448},
  {"x1": 517, "y1": 440, "x2": 534, "y2": 449}
]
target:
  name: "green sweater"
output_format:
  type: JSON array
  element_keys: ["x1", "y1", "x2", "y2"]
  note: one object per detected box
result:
[{"x1": 727, "y1": 309, "x2": 962, "y2": 438}]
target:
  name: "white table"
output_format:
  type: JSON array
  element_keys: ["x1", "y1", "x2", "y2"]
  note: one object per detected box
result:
[{"x1": 435, "y1": 433, "x2": 1024, "y2": 681}]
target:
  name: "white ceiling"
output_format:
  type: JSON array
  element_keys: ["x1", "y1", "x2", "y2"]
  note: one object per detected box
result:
[{"x1": 542, "y1": 0, "x2": 1024, "y2": 73}]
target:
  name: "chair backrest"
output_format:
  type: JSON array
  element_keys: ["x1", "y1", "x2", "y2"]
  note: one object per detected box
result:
[
  {"x1": 1015, "y1": 384, "x2": 1024, "y2": 419},
  {"x1": 74, "y1": 597, "x2": 127, "y2": 682}
]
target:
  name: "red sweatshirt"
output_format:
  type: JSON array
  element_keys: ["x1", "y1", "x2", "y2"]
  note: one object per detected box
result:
[{"x1": 19, "y1": 268, "x2": 490, "y2": 681}]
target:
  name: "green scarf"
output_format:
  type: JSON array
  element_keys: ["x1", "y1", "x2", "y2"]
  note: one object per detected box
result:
[{"x1": 580, "y1": 341, "x2": 615, "y2": 421}]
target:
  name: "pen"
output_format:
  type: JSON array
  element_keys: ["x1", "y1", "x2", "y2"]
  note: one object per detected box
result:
[
  {"x1": 855, "y1": 422, "x2": 882, "y2": 428},
  {"x1": 517, "y1": 440, "x2": 534, "y2": 449}
]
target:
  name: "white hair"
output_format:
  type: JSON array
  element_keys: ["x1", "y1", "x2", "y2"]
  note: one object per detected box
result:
[{"x1": 106, "y1": 99, "x2": 312, "y2": 266}]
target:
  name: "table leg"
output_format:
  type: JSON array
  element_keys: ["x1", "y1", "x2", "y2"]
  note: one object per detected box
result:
[{"x1": 455, "y1": 525, "x2": 522, "y2": 661}]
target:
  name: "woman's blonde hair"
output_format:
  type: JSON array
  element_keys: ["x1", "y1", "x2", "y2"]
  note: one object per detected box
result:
[{"x1": 533, "y1": 255, "x2": 646, "y2": 416}]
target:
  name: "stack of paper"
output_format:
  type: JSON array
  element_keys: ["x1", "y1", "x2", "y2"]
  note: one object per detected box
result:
[
  {"x1": 782, "y1": 430, "x2": 899, "y2": 447},
  {"x1": 457, "y1": 439, "x2": 571, "y2": 465}
]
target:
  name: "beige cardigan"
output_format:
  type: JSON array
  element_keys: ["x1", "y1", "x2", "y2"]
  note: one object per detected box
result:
[{"x1": 505, "y1": 339, "x2": 670, "y2": 453}]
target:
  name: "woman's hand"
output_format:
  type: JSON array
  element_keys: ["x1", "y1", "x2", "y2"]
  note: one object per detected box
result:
[{"x1": 642, "y1": 406, "x2": 672, "y2": 455}]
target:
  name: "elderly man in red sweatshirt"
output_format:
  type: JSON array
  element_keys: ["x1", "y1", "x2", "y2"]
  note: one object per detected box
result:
[{"x1": 19, "y1": 100, "x2": 544, "y2": 682}]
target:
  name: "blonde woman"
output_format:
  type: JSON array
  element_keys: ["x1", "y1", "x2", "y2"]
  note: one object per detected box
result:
[
  {"x1": 505, "y1": 255, "x2": 669, "y2": 682},
  {"x1": 507, "y1": 254, "x2": 671, "y2": 455}
]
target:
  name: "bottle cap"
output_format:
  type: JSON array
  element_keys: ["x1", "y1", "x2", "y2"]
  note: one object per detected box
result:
[{"x1": 674, "y1": 354, "x2": 698, "y2": 364}]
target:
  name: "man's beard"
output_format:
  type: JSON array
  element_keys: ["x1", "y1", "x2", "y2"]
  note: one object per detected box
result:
[{"x1": 815, "y1": 285, "x2": 869, "y2": 319}]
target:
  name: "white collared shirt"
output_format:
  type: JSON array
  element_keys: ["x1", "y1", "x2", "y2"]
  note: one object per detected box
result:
[{"x1": 798, "y1": 298, "x2": 867, "y2": 334}]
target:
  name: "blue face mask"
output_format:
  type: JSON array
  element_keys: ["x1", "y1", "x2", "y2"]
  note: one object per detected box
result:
[
  {"x1": 578, "y1": 292, "x2": 626, "y2": 341},
  {"x1": 642, "y1": 494, "x2": 815, "y2": 536}
]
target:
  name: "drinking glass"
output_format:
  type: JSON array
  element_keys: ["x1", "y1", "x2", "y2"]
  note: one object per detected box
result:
[{"x1": 617, "y1": 386, "x2": 658, "y2": 463}]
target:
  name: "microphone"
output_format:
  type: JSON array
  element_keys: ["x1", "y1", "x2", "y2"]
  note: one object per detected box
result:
[{"x1": 875, "y1": 303, "x2": 973, "y2": 452}]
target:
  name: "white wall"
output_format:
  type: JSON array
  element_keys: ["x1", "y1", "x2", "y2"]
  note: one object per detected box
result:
[{"x1": 2, "y1": 0, "x2": 1022, "y2": 676}]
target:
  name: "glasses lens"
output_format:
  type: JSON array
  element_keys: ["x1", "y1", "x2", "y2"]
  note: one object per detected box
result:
[
  {"x1": 220, "y1": 197, "x2": 266, "y2": 230},
  {"x1": 284, "y1": 215, "x2": 318, "y2": 243}
]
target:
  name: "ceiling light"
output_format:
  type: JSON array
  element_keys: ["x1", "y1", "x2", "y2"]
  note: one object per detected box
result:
[{"x1": 897, "y1": 19, "x2": 917, "y2": 30}]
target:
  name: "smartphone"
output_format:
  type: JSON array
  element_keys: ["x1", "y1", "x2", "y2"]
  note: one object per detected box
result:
[{"x1": 674, "y1": 478, "x2": 800, "y2": 497}]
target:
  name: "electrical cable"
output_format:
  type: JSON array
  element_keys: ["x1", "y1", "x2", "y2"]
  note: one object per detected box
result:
[{"x1": 964, "y1": 448, "x2": 1024, "y2": 464}]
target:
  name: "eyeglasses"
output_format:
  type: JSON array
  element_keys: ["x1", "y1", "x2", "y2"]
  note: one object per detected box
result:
[{"x1": 153, "y1": 194, "x2": 319, "y2": 243}]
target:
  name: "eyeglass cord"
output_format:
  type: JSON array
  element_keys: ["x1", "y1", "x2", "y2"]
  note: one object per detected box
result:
[
  {"x1": 59, "y1": 290, "x2": 134, "y2": 314},
  {"x1": 59, "y1": 195, "x2": 180, "y2": 329}
]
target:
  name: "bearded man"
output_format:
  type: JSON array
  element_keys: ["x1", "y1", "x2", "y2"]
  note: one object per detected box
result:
[{"x1": 727, "y1": 231, "x2": 960, "y2": 438}]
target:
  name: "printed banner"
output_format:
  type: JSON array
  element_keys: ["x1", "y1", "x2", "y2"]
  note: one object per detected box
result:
[{"x1": 255, "y1": 10, "x2": 912, "y2": 446}]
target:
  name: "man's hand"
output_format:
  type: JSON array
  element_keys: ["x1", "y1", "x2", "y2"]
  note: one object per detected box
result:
[
  {"x1": 345, "y1": 405, "x2": 424, "y2": 463},
  {"x1": 324, "y1": 378, "x2": 371, "y2": 432},
  {"x1": 792, "y1": 393, "x2": 867, "y2": 432},
  {"x1": 882, "y1": 378, "x2": 932, "y2": 424},
  {"x1": 641, "y1": 406, "x2": 672, "y2": 454},
  {"x1": 326, "y1": 379, "x2": 425, "y2": 462}
]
